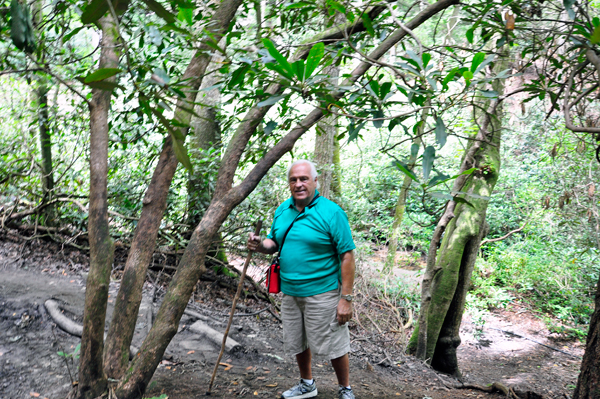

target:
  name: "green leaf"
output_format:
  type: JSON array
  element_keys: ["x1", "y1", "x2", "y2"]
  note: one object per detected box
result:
[
  {"x1": 292, "y1": 60, "x2": 305, "y2": 81},
  {"x1": 473, "y1": 54, "x2": 495, "y2": 76},
  {"x1": 394, "y1": 161, "x2": 419, "y2": 182},
  {"x1": 442, "y1": 67, "x2": 459, "y2": 90},
  {"x1": 62, "y1": 26, "x2": 85, "y2": 43},
  {"x1": 594, "y1": 17, "x2": 600, "y2": 27},
  {"x1": 406, "y1": 50, "x2": 423, "y2": 70},
  {"x1": 466, "y1": 28, "x2": 474, "y2": 43},
  {"x1": 228, "y1": 64, "x2": 249, "y2": 89},
  {"x1": 422, "y1": 53, "x2": 431, "y2": 68},
  {"x1": 478, "y1": 89, "x2": 498, "y2": 98},
  {"x1": 257, "y1": 95, "x2": 286, "y2": 107},
  {"x1": 361, "y1": 13, "x2": 375, "y2": 37},
  {"x1": 422, "y1": 146, "x2": 435, "y2": 181},
  {"x1": 563, "y1": 0, "x2": 576, "y2": 20},
  {"x1": 171, "y1": 133, "x2": 193, "y2": 171},
  {"x1": 84, "y1": 68, "x2": 121, "y2": 83},
  {"x1": 591, "y1": 24, "x2": 600, "y2": 44},
  {"x1": 141, "y1": 0, "x2": 176, "y2": 24},
  {"x1": 264, "y1": 121, "x2": 277, "y2": 135},
  {"x1": 372, "y1": 110, "x2": 384, "y2": 129},
  {"x1": 410, "y1": 143, "x2": 419, "y2": 159},
  {"x1": 435, "y1": 117, "x2": 446, "y2": 148},
  {"x1": 462, "y1": 70, "x2": 473, "y2": 83},
  {"x1": 470, "y1": 52, "x2": 486, "y2": 73},
  {"x1": 178, "y1": 7, "x2": 193, "y2": 25},
  {"x1": 10, "y1": 0, "x2": 36, "y2": 52},
  {"x1": 348, "y1": 121, "x2": 365, "y2": 143},
  {"x1": 429, "y1": 191, "x2": 453, "y2": 201},
  {"x1": 262, "y1": 38, "x2": 294, "y2": 79},
  {"x1": 327, "y1": 0, "x2": 346, "y2": 15},
  {"x1": 380, "y1": 82, "x2": 392, "y2": 100},
  {"x1": 305, "y1": 42, "x2": 324, "y2": 79},
  {"x1": 81, "y1": 0, "x2": 109, "y2": 24}
]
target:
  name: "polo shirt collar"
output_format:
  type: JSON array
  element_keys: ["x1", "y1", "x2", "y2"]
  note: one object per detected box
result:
[{"x1": 289, "y1": 190, "x2": 321, "y2": 210}]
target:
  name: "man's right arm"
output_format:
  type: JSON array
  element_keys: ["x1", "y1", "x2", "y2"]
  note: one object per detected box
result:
[{"x1": 247, "y1": 233, "x2": 278, "y2": 254}]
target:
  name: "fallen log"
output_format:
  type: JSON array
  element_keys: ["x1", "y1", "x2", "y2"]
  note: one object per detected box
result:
[{"x1": 188, "y1": 320, "x2": 242, "y2": 353}]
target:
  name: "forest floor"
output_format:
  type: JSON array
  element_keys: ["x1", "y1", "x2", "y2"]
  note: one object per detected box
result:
[{"x1": 0, "y1": 231, "x2": 585, "y2": 399}]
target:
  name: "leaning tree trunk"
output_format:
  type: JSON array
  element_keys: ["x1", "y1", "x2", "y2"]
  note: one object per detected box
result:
[
  {"x1": 407, "y1": 49, "x2": 509, "y2": 377},
  {"x1": 385, "y1": 103, "x2": 429, "y2": 271},
  {"x1": 114, "y1": 3, "x2": 457, "y2": 397},
  {"x1": 573, "y1": 273, "x2": 600, "y2": 398},
  {"x1": 77, "y1": 15, "x2": 118, "y2": 399},
  {"x1": 102, "y1": 0, "x2": 243, "y2": 380}
]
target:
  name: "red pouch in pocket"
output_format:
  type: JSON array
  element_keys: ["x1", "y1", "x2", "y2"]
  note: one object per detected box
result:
[{"x1": 266, "y1": 259, "x2": 281, "y2": 294}]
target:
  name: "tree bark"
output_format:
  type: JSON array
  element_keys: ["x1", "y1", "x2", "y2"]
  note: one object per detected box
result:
[
  {"x1": 385, "y1": 104, "x2": 429, "y2": 271},
  {"x1": 32, "y1": 0, "x2": 55, "y2": 223},
  {"x1": 187, "y1": 52, "x2": 223, "y2": 228},
  {"x1": 573, "y1": 274, "x2": 600, "y2": 399},
  {"x1": 408, "y1": 48, "x2": 508, "y2": 377},
  {"x1": 115, "y1": 2, "x2": 458, "y2": 397},
  {"x1": 314, "y1": 68, "x2": 338, "y2": 199},
  {"x1": 103, "y1": 0, "x2": 243, "y2": 380},
  {"x1": 77, "y1": 15, "x2": 118, "y2": 399}
]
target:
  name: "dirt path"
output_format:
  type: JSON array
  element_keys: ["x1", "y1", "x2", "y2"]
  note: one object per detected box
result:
[{"x1": 0, "y1": 236, "x2": 584, "y2": 399}]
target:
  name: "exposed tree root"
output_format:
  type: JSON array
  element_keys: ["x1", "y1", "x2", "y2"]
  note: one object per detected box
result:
[
  {"x1": 44, "y1": 299, "x2": 139, "y2": 357},
  {"x1": 454, "y1": 382, "x2": 544, "y2": 399},
  {"x1": 44, "y1": 299, "x2": 83, "y2": 336}
]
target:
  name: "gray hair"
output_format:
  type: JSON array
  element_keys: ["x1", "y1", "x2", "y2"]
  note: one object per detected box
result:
[{"x1": 287, "y1": 160, "x2": 319, "y2": 188}]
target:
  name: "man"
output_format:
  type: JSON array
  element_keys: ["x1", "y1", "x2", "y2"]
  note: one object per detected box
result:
[{"x1": 247, "y1": 160, "x2": 357, "y2": 399}]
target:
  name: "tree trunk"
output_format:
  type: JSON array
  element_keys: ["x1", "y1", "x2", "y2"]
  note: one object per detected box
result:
[
  {"x1": 103, "y1": 0, "x2": 243, "y2": 380},
  {"x1": 407, "y1": 48, "x2": 508, "y2": 377},
  {"x1": 187, "y1": 53, "x2": 223, "y2": 228},
  {"x1": 77, "y1": 15, "x2": 118, "y2": 399},
  {"x1": 573, "y1": 274, "x2": 600, "y2": 398},
  {"x1": 314, "y1": 68, "x2": 338, "y2": 199},
  {"x1": 114, "y1": 3, "x2": 457, "y2": 397},
  {"x1": 32, "y1": 1, "x2": 55, "y2": 223},
  {"x1": 332, "y1": 137, "x2": 342, "y2": 197},
  {"x1": 385, "y1": 104, "x2": 429, "y2": 271}
]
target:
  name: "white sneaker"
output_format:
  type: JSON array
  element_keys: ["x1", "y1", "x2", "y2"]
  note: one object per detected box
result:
[{"x1": 280, "y1": 379, "x2": 318, "y2": 398}]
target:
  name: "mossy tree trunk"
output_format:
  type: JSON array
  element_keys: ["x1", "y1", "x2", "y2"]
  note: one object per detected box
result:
[
  {"x1": 77, "y1": 14, "x2": 118, "y2": 399},
  {"x1": 573, "y1": 274, "x2": 600, "y2": 398},
  {"x1": 407, "y1": 49, "x2": 508, "y2": 377}
]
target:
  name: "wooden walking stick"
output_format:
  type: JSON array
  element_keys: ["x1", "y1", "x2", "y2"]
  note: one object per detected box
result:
[{"x1": 207, "y1": 220, "x2": 262, "y2": 395}]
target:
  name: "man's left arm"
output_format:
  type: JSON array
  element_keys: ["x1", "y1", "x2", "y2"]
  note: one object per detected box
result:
[{"x1": 337, "y1": 250, "x2": 355, "y2": 325}]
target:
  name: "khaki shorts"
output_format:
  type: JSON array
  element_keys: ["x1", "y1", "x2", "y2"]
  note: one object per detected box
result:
[{"x1": 281, "y1": 288, "x2": 351, "y2": 360}]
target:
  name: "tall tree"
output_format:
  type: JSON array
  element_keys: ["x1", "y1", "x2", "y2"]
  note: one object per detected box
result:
[
  {"x1": 408, "y1": 48, "x2": 509, "y2": 377},
  {"x1": 78, "y1": 13, "x2": 119, "y2": 399}
]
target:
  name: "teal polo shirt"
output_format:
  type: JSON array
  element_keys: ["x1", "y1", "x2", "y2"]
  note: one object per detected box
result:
[{"x1": 266, "y1": 191, "x2": 356, "y2": 297}]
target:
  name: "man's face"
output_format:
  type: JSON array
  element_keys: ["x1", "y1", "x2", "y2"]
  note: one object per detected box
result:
[{"x1": 288, "y1": 163, "x2": 317, "y2": 204}]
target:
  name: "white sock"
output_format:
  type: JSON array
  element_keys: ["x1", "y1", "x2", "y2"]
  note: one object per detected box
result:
[{"x1": 302, "y1": 378, "x2": 314, "y2": 385}]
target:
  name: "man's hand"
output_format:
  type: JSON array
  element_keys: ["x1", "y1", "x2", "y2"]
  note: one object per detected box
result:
[
  {"x1": 247, "y1": 232, "x2": 261, "y2": 252},
  {"x1": 337, "y1": 298, "x2": 353, "y2": 325}
]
